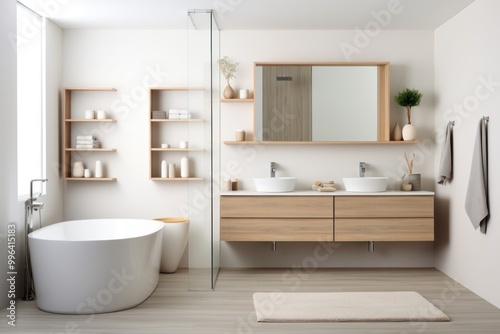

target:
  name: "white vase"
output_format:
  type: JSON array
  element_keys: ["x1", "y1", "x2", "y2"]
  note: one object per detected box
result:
[
  {"x1": 161, "y1": 160, "x2": 167, "y2": 178},
  {"x1": 95, "y1": 160, "x2": 103, "y2": 178},
  {"x1": 402, "y1": 123, "x2": 417, "y2": 141},
  {"x1": 180, "y1": 157, "x2": 189, "y2": 178}
]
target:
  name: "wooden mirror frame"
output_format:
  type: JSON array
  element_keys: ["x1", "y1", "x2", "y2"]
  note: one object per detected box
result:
[{"x1": 252, "y1": 61, "x2": 390, "y2": 144}]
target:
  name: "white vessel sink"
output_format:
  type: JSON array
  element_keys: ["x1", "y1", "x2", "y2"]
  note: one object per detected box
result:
[
  {"x1": 343, "y1": 177, "x2": 388, "y2": 192},
  {"x1": 253, "y1": 177, "x2": 297, "y2": 193}
]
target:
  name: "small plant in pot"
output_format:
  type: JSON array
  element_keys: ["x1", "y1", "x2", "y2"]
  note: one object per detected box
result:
[
  {"x1": 218, "y1": 56, "x2": 239, "y2": 99},
  {"x1": 394, "y1": 88, "x2": 422, "y2": 141}
]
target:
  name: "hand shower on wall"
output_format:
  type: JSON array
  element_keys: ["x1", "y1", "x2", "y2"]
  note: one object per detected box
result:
[{"x1": 23, "y1": 178, "x2": 47, "y2": 301}]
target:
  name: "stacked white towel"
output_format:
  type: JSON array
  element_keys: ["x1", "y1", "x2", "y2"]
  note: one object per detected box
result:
[
  {"x1": 168, "y1": 109, "x2": 191, "y2": 119},
  {"x1": 76, "y1": 135, "x2": 101, "y2": 149}
]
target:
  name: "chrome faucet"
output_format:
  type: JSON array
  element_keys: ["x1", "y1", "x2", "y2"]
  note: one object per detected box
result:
[
  {"x1": 359, "y1": 162, "x2": 366, "y2": 177},
  {"x1": 23, "y1": 178, "x2": 48, "y2": 301},
  {"x1": 30, "y1": 178, "x2": 48, "y2": 212},
  {"x1": 270, "y1": 162, "x2": 276, "y2": 178}
]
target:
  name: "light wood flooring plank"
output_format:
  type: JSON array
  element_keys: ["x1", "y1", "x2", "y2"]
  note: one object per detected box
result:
[{"x1": 1, "y1": 268, "x2": 499, "y2": 333}]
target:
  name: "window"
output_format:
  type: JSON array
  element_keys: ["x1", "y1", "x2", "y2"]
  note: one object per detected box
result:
[{"x1": 17, "y1": 3, "x2": 45, "y2": 199}]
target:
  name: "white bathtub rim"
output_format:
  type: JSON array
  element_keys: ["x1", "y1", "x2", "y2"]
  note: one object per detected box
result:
[{"x1": 28, "y1": 218, "x2": 165, "y2": 242}]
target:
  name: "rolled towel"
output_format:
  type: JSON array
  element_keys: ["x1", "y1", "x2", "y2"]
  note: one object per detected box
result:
[
  {"x1": 465, "y1": 118, "x2": 489, "y2": 233},
  {"x1": 437, "y1": 122, "x2": 453, "y2": 184}
]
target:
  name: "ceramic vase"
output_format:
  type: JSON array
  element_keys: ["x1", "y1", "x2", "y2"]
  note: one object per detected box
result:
[
  {"x1": 402, "y1": 123, "x2": 417, "y2": 141},
  {"x1": 72, "y1": 162, "x2": 84, "y2": 178},
  {"x1": 392, "y1": 122, "x2": 402, "y2": 141},
  {"x1": 223, "y1": 83, "x2": 235, "y2": 99},
  {"x1": 406, "y1": 173, "x2": 421, "y2": 191}
]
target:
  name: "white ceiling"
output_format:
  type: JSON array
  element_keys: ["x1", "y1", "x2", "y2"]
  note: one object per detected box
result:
[{"x1": 20, "y1": 0, "x2": 475, "y2": 30}]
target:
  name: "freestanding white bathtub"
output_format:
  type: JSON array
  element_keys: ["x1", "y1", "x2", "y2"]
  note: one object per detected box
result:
[{"x1": 28, "y1": 219, "x2": 164, "y2": 314}]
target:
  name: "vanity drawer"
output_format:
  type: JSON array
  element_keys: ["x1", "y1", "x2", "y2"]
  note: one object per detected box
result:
[
  {"x1": 335, "y1": 196, "x2": 434, "y2": 218},
  {"x1": 221, "y1": 218, "x2": 334, "y2": 241},
  {"x1": 220, "y1": 196, "x2": 333, "y2": 218},
  {"x1": 334, "y1": 218, "x2": 434, "y2": 241}
]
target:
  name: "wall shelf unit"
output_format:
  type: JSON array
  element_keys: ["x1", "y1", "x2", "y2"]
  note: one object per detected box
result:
[
  {"x1": 221, "y1": 62, "x2": 423, "y2": 145},
  {"x1": 223, "y1": 140, "x2": 420, "y2": 145},
  {"x1": 150, "y1": 177, "x2": 204, "y2": 181},
  {"x1": 220, "y1": 98, "x2": 254, "y2": 103},
  {"x1": 67, "y1": 177, "x2": 117, "y2": 181},
  {"x1": 62, "y1": 87, "x2": 118, "y2": 181},
  {"x1": 149, "y1": 87, "x2": 204, "y2": 180}
]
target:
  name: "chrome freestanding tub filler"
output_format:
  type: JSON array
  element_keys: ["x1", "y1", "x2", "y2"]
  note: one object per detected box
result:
[{"x1": 28, "y1": 219, "x2": 164, "y2": 314}]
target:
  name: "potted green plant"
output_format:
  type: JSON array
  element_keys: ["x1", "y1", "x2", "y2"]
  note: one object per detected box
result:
[
  {"x1": 218, "y1": 56, "x2": 239, "y2": 99},
  {"x1": 394, "y1": 88, "x2": 422, "y2": 141}
]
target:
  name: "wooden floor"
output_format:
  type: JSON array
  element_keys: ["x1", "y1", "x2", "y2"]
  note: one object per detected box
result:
[{"x1": 2, "y1": 268, "x2": 500, "y2": 333}]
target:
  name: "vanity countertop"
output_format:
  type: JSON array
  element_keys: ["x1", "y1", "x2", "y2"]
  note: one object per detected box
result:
[{"x1": 221, "y1": 190, "x2": 435, "y2": 196}]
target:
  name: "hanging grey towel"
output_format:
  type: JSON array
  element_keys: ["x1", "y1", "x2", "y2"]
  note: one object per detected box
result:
[
  {"x1": 437, "y1": 123, "x2": 453, "y2": 184},
  {"x1": 465, "y1": 119, "x2": 489, "y2": 233}
]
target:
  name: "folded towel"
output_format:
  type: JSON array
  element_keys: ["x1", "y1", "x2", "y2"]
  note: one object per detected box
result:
[
  {"x1": 76, "y1": 143, "x2": 101, "y2": 149},
  {"x1": 76, "y1": 135, "x2": 94, "y2": 140},
  {"x1": 465, "y1": 118, "x2": 489, "y2": 233},
  {"x1": 168, "y1": 114, "x2": 191, "y2": 119},
  {"x1": 76, "y1": 140, "x2": 97, "y2": 145},
  {"x1": 437, "y1": 123, "x2": 453, "y2": 184},
  {"x1": 168, "y1": 109, "x2": 189, "y2": 115}
]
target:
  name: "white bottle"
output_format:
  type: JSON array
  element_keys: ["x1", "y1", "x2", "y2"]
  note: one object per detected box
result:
[
  {"x1": 161, "y1": 160, "x2": 167, "y2": 178},
  {"x1": 181, "y1": 157, "x2": 189, "y2": 178},
  {"x1": 95, "y1": 160, "x2": 103, "y2": 178},
  {"x1": 168, "y1": 163, "x2": 176, "y2": 178}
]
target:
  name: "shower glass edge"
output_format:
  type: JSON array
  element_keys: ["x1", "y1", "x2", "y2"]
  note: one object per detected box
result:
[{"x1": 187, "y1": 9, "x2": 221, "y2": 290}]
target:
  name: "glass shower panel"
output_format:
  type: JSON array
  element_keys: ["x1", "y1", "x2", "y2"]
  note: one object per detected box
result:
[{"x1": 187, "y1": 10, "x2": 220, "y2": 290}]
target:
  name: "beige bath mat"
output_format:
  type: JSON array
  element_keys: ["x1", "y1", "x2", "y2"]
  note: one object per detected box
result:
[{"x1": 253, "y1": 291, "x2": 450, "y2": 322}]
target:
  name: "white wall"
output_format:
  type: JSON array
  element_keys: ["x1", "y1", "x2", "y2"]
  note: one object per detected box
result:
[
  {"x1": 62, "y1": 30, "x2": 190, "y2": 220},
  {"x1": 0, "y1": 9, "x2": 64, "y2": 307},
  {"x1": 219, "y1": 30, "x2": 436, "y2": 267},
  {"x1": 61, "y1": 28, "x2": 435, "y2": 269},
  {"x1": 61, "y1": 30, "x2": 191, "y2": 268},
  {"x1": 434, "y1": 0, "x2": 500, "y2": 308},
  {"x1": 0, "y1": 0, "x2": 19, "y2": 309},
  {"x1": 41, "y1": 19, "x2": 64, "y2": 243}
]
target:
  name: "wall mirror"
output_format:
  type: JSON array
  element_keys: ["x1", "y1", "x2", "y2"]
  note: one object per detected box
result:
[{"x1": 254, "y1": 62, "x2": 390, "y2": 142}]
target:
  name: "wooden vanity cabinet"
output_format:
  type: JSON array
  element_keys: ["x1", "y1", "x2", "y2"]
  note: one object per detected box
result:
[
  {"x1": 334, "y1": 196, "x2": 434, "y2": 242},
  {"x1": 220, "y1": 196, "x2": 334, "y2": 241}
]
